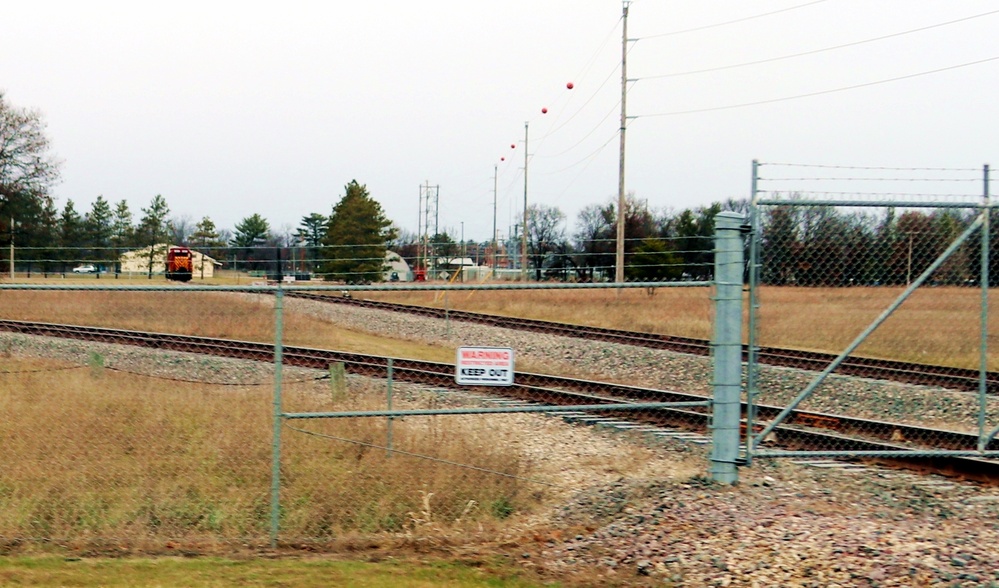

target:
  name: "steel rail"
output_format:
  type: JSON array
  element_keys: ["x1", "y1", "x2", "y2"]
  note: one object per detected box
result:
[
  {"x1": 3, "y1": 318, "x2": 999, "y2": 481},
  {"x1": 284, "y1": 292, "x2": 999, "y2": 393}
]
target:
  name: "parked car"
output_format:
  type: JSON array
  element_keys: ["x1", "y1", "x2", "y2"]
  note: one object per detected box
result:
[{"x1": 72, "y1": 264, "x2": 97, "y2": 274}]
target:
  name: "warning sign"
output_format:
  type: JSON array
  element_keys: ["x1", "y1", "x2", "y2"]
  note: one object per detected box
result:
[{"x1": 455, "y1": 346, "x2": 515, "y2": 386}]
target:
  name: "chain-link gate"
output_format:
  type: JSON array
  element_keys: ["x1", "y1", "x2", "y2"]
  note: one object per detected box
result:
[
  {"x1": 0, "y1": 271, "x2": 723, "y2": 549},
  {"x1": 744, "y1": 161, "x2": 999, "y2": 466}
]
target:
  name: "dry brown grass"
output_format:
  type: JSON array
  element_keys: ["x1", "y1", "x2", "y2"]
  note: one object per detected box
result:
[
  {"x1": 757, "y1": 286, "x2": 998, "y2": 369},
  {"x1": 0, "y1": 358, "x2": 536, "y2": 544},
  {"x1": 1, "y1": 283, "x2": 994, "y2": 369},
  {"x1": 367, "y1": 285, "x2": 999, "y2": 369},
  {"x1": 0, "y1": 353, "x2": 691, "y2": 553},
  {"x1": 0, "y1": 290, "x2": 456, "y2": 363}
]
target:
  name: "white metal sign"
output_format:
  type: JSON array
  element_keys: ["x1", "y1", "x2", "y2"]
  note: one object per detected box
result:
[{"x1": 455, "y1": 346, "x2": 515, "y2": 386}]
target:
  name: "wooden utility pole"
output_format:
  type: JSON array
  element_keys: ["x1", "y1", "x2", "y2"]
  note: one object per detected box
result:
[{"x1": 615, "y1": 1, "x2": 630, "y2": 283}]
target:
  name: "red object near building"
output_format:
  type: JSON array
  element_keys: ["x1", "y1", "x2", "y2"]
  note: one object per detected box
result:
[
  {"x1": 166, "y1": 246, "x2": 193, "y2": 282},
  {"x1": 414, "y1": 267, "x2": 426, "y2": 282}
]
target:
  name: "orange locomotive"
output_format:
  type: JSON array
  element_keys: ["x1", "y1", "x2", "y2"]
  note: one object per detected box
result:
[{"x1": 166, "y1": 246, "x2": 194, "y2": 282}]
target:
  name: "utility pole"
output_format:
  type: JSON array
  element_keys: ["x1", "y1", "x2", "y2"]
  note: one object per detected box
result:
[
  {"x1": 492, "y1": 164, "x2": 498, "y2": 274},
  {"x1": 522, "y1": 122, "x2": 529, "y2": 282},
  {"x1": 615, "y1": 1, "x2": 631, "y2": 284}
]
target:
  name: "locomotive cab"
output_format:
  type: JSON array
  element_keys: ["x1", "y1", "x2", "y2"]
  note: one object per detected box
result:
[{"x1": 166, "y1": 247, "x2": 194, "y2": 282}]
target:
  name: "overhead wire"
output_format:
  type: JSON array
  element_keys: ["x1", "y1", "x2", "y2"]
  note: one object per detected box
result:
[
  {"x1": 527, "y1": 20, "x2": 627, "y2": 166},
  {"x1": 490, "y1": 14, "x2": 626, "y2": 225},
  {"x1": 638, "y1": 55, "x2": 999, "y2": 118},
  {"x1": 522, "y1": 2, "x2": 838, "y2": 213},
  {"x1": 548, "y1": 131, "x2": 622, "y2": 207},
  {"x1": 536, "y1": 100, "x2": 622, "y2": 160},
  {"x1": 638, "y1": 0, "x2": 829, "y2": 40},
  {"x1": 636, "y1": 8, "x2": 999, "y2": 81}
]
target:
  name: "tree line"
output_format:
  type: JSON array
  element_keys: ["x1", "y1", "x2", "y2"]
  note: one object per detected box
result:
[{"x1": 2, "y1": 92, "x2": 995, "y2": 284}]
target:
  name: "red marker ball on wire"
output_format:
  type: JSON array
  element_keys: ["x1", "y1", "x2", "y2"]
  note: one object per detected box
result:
[
  {"x1": 566, "y1": 82, "x2": 574, "y2": 90},
  {"x1": 541, "y1": 107, "x2": 548, "y2": 114}
]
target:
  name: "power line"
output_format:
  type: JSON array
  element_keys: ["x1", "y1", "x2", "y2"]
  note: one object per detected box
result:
[
  {"x1": 536, "y1": 100, "x2": 622, "y2": 159},
  {"x1": 637, "y1": 8, "x2": 999, "y2": 81},
  {"x1": 638, "y1": 0, "x2": 828, "y2": 39},
  {"x1": 639, "y1": 55, "x2": 999, "y2": 118}
]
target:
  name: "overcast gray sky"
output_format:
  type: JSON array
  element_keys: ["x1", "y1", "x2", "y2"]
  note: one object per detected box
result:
[{"x1": 3, "y1": 1, "x2": 998, "y2": 242}]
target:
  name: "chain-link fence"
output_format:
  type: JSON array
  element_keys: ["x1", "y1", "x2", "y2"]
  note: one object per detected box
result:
[
  {"x1": 3, "y1": 233, "x2": 717, "y2": 285},
  {"x1": 12, "y1": 175, "x2": 995, "y2": 551},
  {"x1": 745, "y1": 162, "x2": 999, "y2": 464},
  {"x1": 0, "y1": 266, "x2": 722, "y2": 550}
]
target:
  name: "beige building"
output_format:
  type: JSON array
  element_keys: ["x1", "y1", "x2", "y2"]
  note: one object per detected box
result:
[
  {"x1": 119, "y1": 244, "x2": 221, "y2": 278},
  {"x1": 384, "y1": 251, "x2": 412, "y2": 281}
]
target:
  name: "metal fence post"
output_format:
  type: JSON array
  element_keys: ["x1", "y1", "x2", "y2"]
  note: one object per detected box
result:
[
  {"x1": 386, "y1": 358, "x2": 394, "y2": 457},
  {"x1": 979, "y1": 165, "x2": 990, "y2": 450},
  {"x1": 710, "y1": 211, "x2": 744, "y2": 484},
  {"x1": 745, "y1": 160, "x2": 760, "y2": 465},
  {"x1": 270, "y1": 286, "x2": 285, "y2": 547}
]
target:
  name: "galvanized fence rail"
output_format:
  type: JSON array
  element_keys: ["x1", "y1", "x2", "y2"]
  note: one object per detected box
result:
[{"x1": 745, "y1": 161, "x2": 998, "y2": 464}]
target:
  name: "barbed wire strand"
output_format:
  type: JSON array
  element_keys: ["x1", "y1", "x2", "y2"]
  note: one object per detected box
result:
[
  {"x1": 757, "y1": 190, "x2": 983, "y2": 198},
  {"x1": 758, "y1": 177, "x2": 981, "y2": 182},
  {"x1": 761, "y1": 162, "x2": 983, "y2": 172}
]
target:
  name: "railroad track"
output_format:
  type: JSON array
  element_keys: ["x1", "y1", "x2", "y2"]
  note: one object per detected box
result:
[
  {"x1": 3, "y1": 318, "x2": 999, "y2": 482},
  {"x1": 285, "y1": 291, "x2": 999, "y2": 394}
]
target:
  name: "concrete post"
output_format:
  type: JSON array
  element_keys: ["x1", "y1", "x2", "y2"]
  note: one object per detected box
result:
[{"x1": 710, "y1": 211, "x2": 745, "y2": 484}]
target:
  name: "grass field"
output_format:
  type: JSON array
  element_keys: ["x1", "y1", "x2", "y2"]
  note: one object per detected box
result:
[
  {"x1": 0, "y1": 555, "x2": 552, "y2": 587},
  {"x1": 0, "y1": 350, "x2": 682, "y2": 585},
  {"x1": 1, "y1": 280, "x2": 994, "y2": 584},
  {"x1": 0, "y1": 359, "x2": 539, "y2": 544},
  {"x1": 2, "y1": 283, "x2": 995, "y2": 368},
  {"x1": 365, "y1": 284, "x2": 997, "y2": 369}
]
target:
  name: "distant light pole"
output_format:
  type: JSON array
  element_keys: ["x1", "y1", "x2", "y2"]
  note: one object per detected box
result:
[
  {"x1": 460, "y1": 221, "x2": 465, "y2": 283},
  {"x1": 522, "y1": 121, "x2": 529, "y2": 282},
  {"x1": 493, "y1": 164, "x2": 498, "y2": 275}
]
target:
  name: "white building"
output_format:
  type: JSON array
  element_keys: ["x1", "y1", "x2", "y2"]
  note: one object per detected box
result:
[{"x1": 384, "y1": 251, "x2": 412, "y2": 282}]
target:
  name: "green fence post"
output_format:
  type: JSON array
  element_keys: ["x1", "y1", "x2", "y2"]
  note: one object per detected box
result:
[
  {"x1": 269, "y1": 286, "x2": 284, "y2": 547},
  {"x1": 710, "y1": 211, "x2": 744, "y2": 484},
  {"x1": 386, "y1": 358, "x2": 394, "y2": 457}
]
